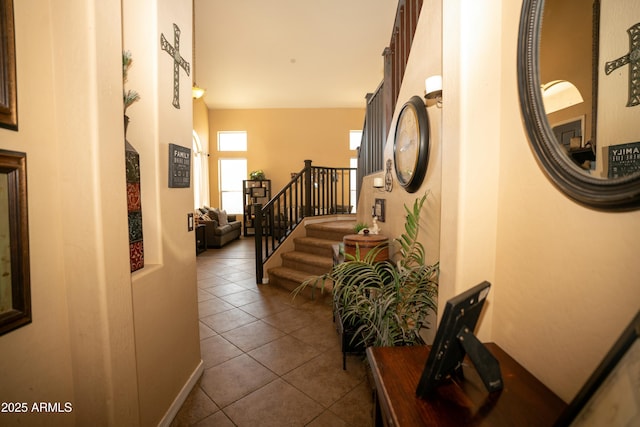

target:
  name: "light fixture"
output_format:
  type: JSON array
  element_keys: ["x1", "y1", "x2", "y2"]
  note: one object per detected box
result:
[
  {"x1": 541, "y1": 80, "x2": 583, "y2": 114},
  {"x1": 425, "y1": 75, "x2": 443, "y2": 107},
  {"x1": 373, "y1": 177, "x2": 384, "y2": 190},
  {"x1": 192, "y1": 1, "x2": 206, "y2": 99},
  {"x1": 192, "y1": 85, "x2": 205, "y2": 99}
]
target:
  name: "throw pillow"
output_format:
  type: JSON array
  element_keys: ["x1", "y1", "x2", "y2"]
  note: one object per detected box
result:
[
  {"x1": 209, "y1": 208, "x2": 220, "y2": 223},
  {"x1": 218, "y1": 210, "x2": 228, "y2": 226}
]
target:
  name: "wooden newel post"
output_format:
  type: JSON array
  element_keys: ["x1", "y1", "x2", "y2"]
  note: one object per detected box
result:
[{"x1": 255, "y1": 203, "x2": 263, "y2": 284}]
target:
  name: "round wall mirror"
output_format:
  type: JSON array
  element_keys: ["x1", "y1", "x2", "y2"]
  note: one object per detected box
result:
[{"x1": 518, "y1": 0, "x2": 640, "y2": 210}]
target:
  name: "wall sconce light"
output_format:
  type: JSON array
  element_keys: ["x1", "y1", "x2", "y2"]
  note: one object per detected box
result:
[
  {"x1": 192, "y1": 85, "x2": 206, "y2": 99},
  {"x1": 425, "y1": 75, "x2": 443, "y2": 108},
  {"x1": 373, "y1": 177, "x2": 384, "y2": 191}
]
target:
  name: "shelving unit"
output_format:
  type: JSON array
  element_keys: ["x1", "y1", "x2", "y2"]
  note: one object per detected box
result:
[{"x1": 243, "y1": 179, "x2": 271, "y2": 236}]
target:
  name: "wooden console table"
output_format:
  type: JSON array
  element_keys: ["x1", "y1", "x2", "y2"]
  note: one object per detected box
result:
[{"x1": 367, "y1": 343, "x2": 566, "y2": 426}]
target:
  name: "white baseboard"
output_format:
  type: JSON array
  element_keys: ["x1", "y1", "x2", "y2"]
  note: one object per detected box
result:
[{"x1": 158, "y1": 359, "x2": 204, "y2": 427}]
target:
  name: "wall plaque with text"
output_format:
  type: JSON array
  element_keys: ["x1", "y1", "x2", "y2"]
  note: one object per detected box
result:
[
  {"x1": 168, "y1": 143, "x2": 191, "y2": 188},
  {"x1": 608, "y1": 141, "x2": 640, "y2": 179}
]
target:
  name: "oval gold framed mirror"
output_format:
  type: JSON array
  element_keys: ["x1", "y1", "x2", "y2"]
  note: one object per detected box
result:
[{"x1": 518, "y1": 0, "x2": 640, "y2": 210}]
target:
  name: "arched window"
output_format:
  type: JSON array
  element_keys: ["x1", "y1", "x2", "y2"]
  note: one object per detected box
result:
[{"x1": 192, "y1": 130, "x2": 209, "y2": 209}]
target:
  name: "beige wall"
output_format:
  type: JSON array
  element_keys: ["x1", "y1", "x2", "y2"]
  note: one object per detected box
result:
[
  {"x1": 495, "y1": 0, "x2": 639, "y2": 402},
  {"x1": 124, "y1": 0, "x2": 201, "y2": 425},
  {"x1": 0, "y1": 0, "x2": 200, "y2": 426},
  {"x1": 207, "y1": 108, "x2": 364, "y2": 211},
  {"x1": 441, "y1": 0, "x2": 639, "y2": 403},
  {"x1": 0, "y1": 0, "x2": 138, "y2": 425}
]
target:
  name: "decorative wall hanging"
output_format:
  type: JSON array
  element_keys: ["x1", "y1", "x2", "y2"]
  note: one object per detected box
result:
[
  {"x1": 604, "y1": 22, "x2": 640, "y2": 107},
  {"x1": 168, "y1": 143, "x2": 191, "y2": 188},
  {"x1": 0, "y1": 0, "x2": 18, "y2": 131},
  {"x1": 374, "y1": 198, "x2": 386, "y2": 222},
  {"x1": 393, "y1": 96, "x2": 430, "y2": 193},
  {"x1": 384, "y1": 159, "x2": 393, "y2": 192},
  {"x1": 125, "y1": 132, "x2": 144, "y2": 272},
  {"x1": 123, "y1": 51, "x2": 143, "y2": 272},
  {"x1": 0, "y1": 149, "x2": 31, "y2": 335},
  {"x1": 160, "y1": 23, "x2": 191, "y2": 109}
]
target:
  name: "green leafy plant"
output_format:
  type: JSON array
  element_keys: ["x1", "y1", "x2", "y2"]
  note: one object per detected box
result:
[
  {"x1": 353, "y1": 222, "x2": 369, "y2": 233},
  {"x1": 250, "y1": 170, "x2": 266, "y2": 180},
  {"x1": 294, "y1": 193, "x2": 438, "y2": 348},
  {"x1": 123, "y1": 50, "x2": 140, "y2": 113}
]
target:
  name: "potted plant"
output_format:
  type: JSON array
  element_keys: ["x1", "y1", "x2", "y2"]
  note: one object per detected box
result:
[
  {"x1": 294, "y1": 193, "x2": 439, "y2": 348},
  {"x1": 123, "y1": 50, "x2": 140, "y2": 119},
  {"x1": 249, "y1": 170, "x2": 266, "y2": 180}
]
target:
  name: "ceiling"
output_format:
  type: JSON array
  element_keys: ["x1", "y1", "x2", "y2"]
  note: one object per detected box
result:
[{"x1": 194, "y1": 0, "x2": 398, "y2": 110}]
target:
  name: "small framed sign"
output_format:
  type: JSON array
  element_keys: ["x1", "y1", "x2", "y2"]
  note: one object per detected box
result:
[{"x1": 168, "y1": 143, "x2": 191, "y2": 188}]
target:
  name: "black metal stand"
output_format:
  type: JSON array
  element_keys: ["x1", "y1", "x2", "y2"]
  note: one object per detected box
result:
[{"x1": 457, "y1": 327, "x2": 504, "y2": 392}]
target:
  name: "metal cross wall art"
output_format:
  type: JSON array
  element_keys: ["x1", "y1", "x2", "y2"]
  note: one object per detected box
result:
[
  {"x1": 605, "y1": 22, "x2": 640, "y2": 107},
  {"x1": 160, "y1": 23, "x2": 191, "y2": 109}
]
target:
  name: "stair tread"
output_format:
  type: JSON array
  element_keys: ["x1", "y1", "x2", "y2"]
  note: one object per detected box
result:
[
  {"x1": 294, "y1": 236, "x2": 342, "y2": 247},
  {"x1": 282, "y1": 251, "x2": 333, "y2": 267},
  {"x1": 269, "y1": 266, "x2": 333, "y2": 293},
  {"x1": 306, "y1": 220, "x2": 356, "y2": 232},
  {"x1": 269, "y1": 266, "x2": 323, "y2": 282}
]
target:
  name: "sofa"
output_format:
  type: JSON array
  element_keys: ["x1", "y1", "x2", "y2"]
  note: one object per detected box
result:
[{"x1": 197, "y1": 207, "x2": 242, "y2": 248}]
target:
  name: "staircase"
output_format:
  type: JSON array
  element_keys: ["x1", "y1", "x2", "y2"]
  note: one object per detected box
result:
[{"x1": 267, "y1": 220, "x2": 356, "y2": 299}]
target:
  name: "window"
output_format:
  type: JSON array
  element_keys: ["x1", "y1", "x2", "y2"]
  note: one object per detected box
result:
[
  {"x1": 350, "y1": 157, "x2": 358, "y2": 213},
  {"x1": 192, "y1": 131, "x2": 206, "y2": 209},
  {"x1": 349, "y1": 130, "x2": 362, "y2": 213},
  {"x1": 349, "y1": 130, "x2": 362, "y2": 151},
  {"x1": 219, "y1": 158, "x2": 247, "y2": 214},
  {"x1": 218, "y1": 131, "x2": 247, "y2": 151}
]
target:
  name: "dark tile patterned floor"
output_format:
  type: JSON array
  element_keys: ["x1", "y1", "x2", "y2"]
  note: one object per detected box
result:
[{"x1": 171, "y1": 237, "x2": 373, "y2": 426}]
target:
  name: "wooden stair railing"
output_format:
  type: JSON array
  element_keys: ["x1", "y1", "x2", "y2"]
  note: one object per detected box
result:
[
  {"x1": 357, "y1": 0, "x2": 424, "y2": 197},
  {"x1": 254, "y1": 160, "x2": 356, "y2": 283}
]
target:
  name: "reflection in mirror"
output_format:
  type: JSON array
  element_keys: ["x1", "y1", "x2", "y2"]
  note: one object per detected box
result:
[
  {"x1": 518, "y1": 0, "x2": 640, "y2": 209},
  {"x1": 540, "y1": 0, "x2": 640, "y2": 179},
  {"x1": 540, "y1": 0, "x2": 598, "y2": 174}
]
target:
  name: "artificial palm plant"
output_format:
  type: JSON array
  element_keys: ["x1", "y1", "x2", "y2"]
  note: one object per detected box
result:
[{"x1": 294, "y1": 194, "x2": 439, "y2": 348}]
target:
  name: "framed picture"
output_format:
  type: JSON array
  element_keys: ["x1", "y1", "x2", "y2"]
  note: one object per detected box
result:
[
  {"x1": 251, "y1": 187, "x2": 266, "y2": 198},
  {"x1": 0, "y1": 149, "x2": 31, "y2": 335},
  {"x1": 374, "y1": 198, "x2": 386, "y2": 222},
  {"x1": 0, "y1": 0, "x2": 18, "y2": 131}
]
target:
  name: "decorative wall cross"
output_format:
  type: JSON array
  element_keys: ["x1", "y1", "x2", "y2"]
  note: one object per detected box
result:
[
  {"x1": 604, "y1": 23, "x2": 640, "y2": 107},
  {"x1": 160, "y1": 23, "x2": 191, "y2": 109}
]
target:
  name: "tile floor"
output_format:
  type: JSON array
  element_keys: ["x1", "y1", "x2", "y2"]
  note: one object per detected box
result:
[{"x1": 171, "y1": 237, "x2": 374, "y2": 426}]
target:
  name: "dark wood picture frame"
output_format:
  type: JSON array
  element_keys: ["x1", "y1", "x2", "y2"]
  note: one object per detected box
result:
[
  {"x1": 0, "y1": 0, "x2": 17, "y2": 131},
  {"x1": 0, "y1": 149, "x2": 31, "y2": 336}
]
